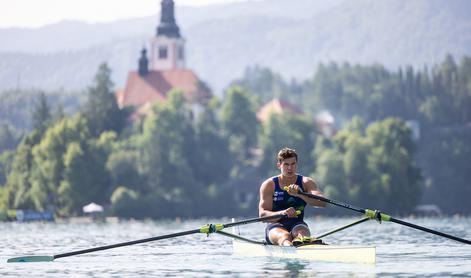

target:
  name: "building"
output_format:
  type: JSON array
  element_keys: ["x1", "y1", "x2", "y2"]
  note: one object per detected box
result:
[
  {"x1": 256, "y1": 98, "x2": 303, "y2": 123},
  {"x1": 116, "y1": 0, "x2": 211, "y2": 119}
]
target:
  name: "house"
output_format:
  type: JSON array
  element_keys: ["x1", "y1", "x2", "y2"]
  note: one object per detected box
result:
[
  {"x1": 116, "y1": 0, "x2": 211, "y2": 119},
  {"x1": 256, "y1": 98, "x2": 303, "y2": 123}
]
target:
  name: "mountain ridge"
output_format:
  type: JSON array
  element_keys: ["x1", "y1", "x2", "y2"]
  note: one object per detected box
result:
[{"x1": 0, "y1": 0, "x2": 470, "y2": 93}]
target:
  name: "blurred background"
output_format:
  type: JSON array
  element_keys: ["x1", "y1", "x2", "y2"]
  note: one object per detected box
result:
[{"x1": 0, "y1": 0, "x2": 470, "y2": 221}]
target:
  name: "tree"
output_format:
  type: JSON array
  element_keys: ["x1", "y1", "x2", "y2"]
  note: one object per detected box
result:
[
  {"x1": 31, "y1": 92, "x2": 52, "y2": 134},
  {"x1": 27, "y1": 114, "x2": 112, "y2": 215},
  {"x1": 82, "y1": 63, "x2": 125, "y2": 137},
  {"x1": 139, "y1": 90, "x2": 200, "y2": 217},
  {"x1": 0, "y1": 124, "x2": 17, "y2": 153},
  {"x1": 259, "y1": 113, "x2": 316, "y2": 177},
  {"x1": 58, "y1": 140, "x2": 110, "y2": 216},
  {"x1": 221, "y1": 86, "x2": 259, "y2": 161},
  {"x1": 0, "y1": 151, "x2": 14, "y2": 186},
  {"x1": 364, "y1": 118, "x2": 421, "y2": 211},
  {"x1": 1, "y1": 131, "x2": 42, "y2": 210},
  {"x1": 193, "y1": 98, "x2": 233, "y2": 185},
  {"x1": 314, "y1": 118, "x2": 421, "y2": 213}
]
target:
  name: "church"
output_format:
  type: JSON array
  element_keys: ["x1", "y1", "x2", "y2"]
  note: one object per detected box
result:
[{"x1": 116, "y1": 0, "x2": 211, "y2": 119}]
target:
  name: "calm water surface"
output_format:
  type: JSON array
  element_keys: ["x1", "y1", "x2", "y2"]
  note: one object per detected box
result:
[{"x1": 1, "y1": 216, "x2": 470, "y2": 277}]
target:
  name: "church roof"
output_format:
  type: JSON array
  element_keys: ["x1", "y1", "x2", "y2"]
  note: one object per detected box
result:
[{"x1": 117, "y1": 69, "x2": 199, "y2": 108}]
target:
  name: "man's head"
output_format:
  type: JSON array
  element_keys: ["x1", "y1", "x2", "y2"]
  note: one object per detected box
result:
[
  {"x1": 277, "y1": 147, "x2": 298, "y2": 163},
  {"x1": 277, "y1": 148, "x2": 298, "y2": 177}
]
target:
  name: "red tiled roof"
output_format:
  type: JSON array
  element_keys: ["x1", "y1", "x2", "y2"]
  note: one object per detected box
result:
[
  {"x1": 118, "y1": 69, "x2": 199, "y2": 108},
  {"x1": 257, "y1": 98, "x2": 303, "y2": 122}
]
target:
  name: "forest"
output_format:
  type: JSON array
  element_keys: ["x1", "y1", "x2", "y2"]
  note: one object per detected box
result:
[{"x1": 0, "y1": 54, "x2": 470, "y2": 219}]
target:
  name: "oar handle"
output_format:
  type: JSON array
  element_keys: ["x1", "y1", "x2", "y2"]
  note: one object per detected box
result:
[{"x1": 284, "y1": 187, "x2": 366, "y2": 214}]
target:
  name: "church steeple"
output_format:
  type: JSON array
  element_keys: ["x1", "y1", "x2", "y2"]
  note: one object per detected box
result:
[
  {"x1": 149, "y1": 0, "x2": 186, "y2": 70},
  {"x1": 138, "y1": 48, "x2": 149, "y2": 76},
  {"x1": 157, "y1": 0, "x2": 180, "y2": 38}
]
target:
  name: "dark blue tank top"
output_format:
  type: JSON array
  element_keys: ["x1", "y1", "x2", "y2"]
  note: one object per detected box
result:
[{"x1": 272, "y1": 175, "x2": 307, "y2": 225}]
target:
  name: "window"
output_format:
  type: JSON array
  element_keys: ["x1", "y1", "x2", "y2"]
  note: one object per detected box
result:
[{"x1": 158, "y1": 46, "x2": 168, "y2": 59}]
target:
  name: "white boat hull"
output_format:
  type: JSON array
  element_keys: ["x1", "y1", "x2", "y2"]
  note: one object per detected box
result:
[{"x1": 232, "y1": 240, "x2": 376, "y2": 264}]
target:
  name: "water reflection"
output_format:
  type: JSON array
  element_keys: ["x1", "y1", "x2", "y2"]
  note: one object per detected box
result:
[{"x1": 284, "y1": 260, "x2": 309, "y2": 277}]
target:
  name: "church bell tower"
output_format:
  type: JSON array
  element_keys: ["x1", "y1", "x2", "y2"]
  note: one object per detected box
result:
[{"x1": 150, "y1": 0, "x2": 186, "y2": 70}]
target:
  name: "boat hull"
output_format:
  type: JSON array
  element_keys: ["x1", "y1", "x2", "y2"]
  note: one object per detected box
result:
[{"x1": 232, "y1": 240, "x2": 376, "y2": 264}]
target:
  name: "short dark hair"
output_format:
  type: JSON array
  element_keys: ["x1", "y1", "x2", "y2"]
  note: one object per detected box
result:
[{"x1": 277, "y1": 147, "x2": 298, "y2": 163}]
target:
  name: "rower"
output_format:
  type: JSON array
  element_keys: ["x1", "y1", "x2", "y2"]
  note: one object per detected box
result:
[{"x1": 259, "y1": 147, "x2": 326, "y2": 246}]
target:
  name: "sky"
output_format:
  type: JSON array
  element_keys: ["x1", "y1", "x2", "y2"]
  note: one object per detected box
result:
[{"x1": 0, "y1": 0, "x2": 251, "y2": 28}]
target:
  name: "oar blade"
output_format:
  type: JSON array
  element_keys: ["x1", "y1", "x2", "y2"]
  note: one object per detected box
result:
[{"x1": 7, "y1": 255, "x2": 54, "y2": 263}]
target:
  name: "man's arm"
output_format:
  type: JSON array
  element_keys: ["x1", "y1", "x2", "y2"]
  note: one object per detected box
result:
[
  {"x1": 259, "y1": 179, "x2": 297, "y2": 221},
  {"x1": 286, "y1": 177, "x2": 326, "y2": 207}
]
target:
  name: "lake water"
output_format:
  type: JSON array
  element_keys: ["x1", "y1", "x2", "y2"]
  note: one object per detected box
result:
[{"x1": 1, "y1": 216, "x2": 470, "y2": 277}]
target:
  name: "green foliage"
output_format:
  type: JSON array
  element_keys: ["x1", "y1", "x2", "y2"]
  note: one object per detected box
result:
[
  {"x1": 418, "y1": 129, "x2": 471, "y2": 213},
  {"x1": 230, "y1": 66, "x2": 302, "y2": 105},
  {"x1": 57, "y1": 139, "x2": 110, "y2": 216},
  {"x1": 110, "y1": 186, "x2": 140, "y2": 218},
  {"x1": 106, "y1": 149, "x2": 142, "y2": 192},
  {"x1": 259, "y1": 113, "x2": 316, "y2": 177},
  {"x1": 221, "y1": 86, "x2": 259, "y2": 160},
  {"x1": 1, "y1": 131, "x2": 41, "y2": 210},
  {"x1": 0, "y1": 124, "x2": 18, "y2": 153},
  {"x1": 2, "y1": 114, "x2": 111, "y2": 216},
  {"x1": 0, "y1": 88, "x2": 82, "y2": 131},
  {"x1": 193, "y1": 98, "x2": 233, "y2": 185},
  {"x1": 315, "y1": 118, "x2": 421, "y2": 213},
  {"x1": 82, "y1": 63, "x2": 126, "y2": 137},
  {"x1": 301, "y1": 56, "x2": 471, "y2": 126},
  {"x1": 139, "y1": 90, "x2": 200, "y2": 216},
  {"x1": 31, "y1": 115, "x2": 91, "y2": 210},
  {"x1": 0, "y1": 151, "x2": 14, "y2": 186},
  {"x1": 2, "y1": 55, "x2": 470, "y2": 216},
  {"x1": 31, "y1": 92, "x2": 52, "y2": 134}
]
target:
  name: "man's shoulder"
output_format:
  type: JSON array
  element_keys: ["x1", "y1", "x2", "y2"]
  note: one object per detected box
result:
[
  {"x1": 260, "y1": 177, "x2": 276, "y2": 189},
  {"x1": 301, "y1": 175, "x2": 316, "y2": 184}
]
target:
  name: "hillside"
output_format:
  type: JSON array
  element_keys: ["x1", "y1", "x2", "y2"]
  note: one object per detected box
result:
[{"x1": 0, "y1": 0, "x2": 470, "y2": 93}]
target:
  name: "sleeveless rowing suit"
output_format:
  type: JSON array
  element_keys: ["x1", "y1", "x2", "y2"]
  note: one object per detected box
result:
[{"x1": 265, "y1": 174, "x2": 308, "y2": 244}]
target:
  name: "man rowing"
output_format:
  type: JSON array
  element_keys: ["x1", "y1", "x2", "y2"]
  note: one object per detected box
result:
[{"x1": 259, "y1": 147, "x2": 326, "y2": 246}]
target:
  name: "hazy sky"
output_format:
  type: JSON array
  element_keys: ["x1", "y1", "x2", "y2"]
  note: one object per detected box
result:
[{"x1": 0, "y1": 0, "x2": 252, "y2": 28}]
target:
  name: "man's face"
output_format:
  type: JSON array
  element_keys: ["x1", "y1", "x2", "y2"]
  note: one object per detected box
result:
[{"x1": 278, "y1": 157, "x2": 297, "y2": 177}]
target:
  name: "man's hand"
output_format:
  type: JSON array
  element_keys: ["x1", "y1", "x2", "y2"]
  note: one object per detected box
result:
[
  {"x1": 286, "y1": 184, "x2": 301, "y2": 197},
  {"x1": 283, "y1": 207, "x2": 298, "y2": 218}
]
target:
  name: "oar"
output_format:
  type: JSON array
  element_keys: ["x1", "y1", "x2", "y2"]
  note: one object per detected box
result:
[
  {"x1": 284, "y1": 187, "x2": 471, "y2": 245},
  {"x1": 7, "y1": 213, "x2": 288, "y2": 263}
]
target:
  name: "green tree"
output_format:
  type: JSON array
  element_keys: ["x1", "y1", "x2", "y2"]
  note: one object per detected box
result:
[
  {"x1": 0, "y1": 151, "x2": 14, "y2": 186},
  {"x1": 82, "y1": 63, "x2": 125, "y2": 137},
  {"x1": 31, "y1": 92, "x2": 52, "y2": 134},
  {"x1": 221, "y1": 86, "x2": 259, "y2": 161},
  {"x1": 364, "y1": 118, "x2": 421, "y2": 211},
  {"x1": 139, "y1": 90, "x2": 200, "y2": 217},
  {"x1": 0, "y1": 124, "x2": 17, "y2": 153},
  {"x1": 57, "y1": 140, "x2": 110, "y2": 216},
  {"x1": 259, "y1": 113, "x2": 316, "y2": 177},
  {"x1": 193, "y1": 98, "x2": 233, "y2": 185},
  {"x1": 314, "y1": 148, "x2": 346, "y2": 200},
  {"x1": 2, "y1": 131, "x2": 42, "y2": 210},
  {"x1": 314, "y1": 118, "x2": 421, "y2": 213}
]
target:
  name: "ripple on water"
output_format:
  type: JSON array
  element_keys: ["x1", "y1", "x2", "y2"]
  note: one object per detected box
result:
[{"x1": 1, "y1": 217, "x2": 470, "y2": 277}]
